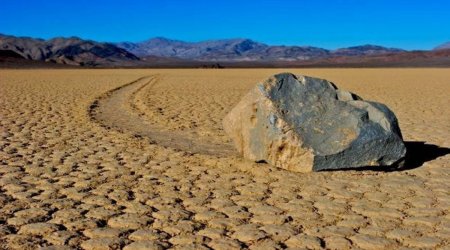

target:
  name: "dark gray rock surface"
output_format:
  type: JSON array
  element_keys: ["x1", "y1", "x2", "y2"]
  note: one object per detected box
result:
[{"x1": 223, "y1": 73, "x2": 406, "y2": 172}]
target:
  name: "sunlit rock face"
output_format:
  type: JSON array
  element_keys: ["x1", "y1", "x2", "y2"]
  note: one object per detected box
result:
[{"x1": 223, "y1": 73, "x2": 406, "y2": 172}]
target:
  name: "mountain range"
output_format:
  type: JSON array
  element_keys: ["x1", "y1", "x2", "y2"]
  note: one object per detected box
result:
[
  {"x1": 0, "y1": 34, "x2": 138, "y2": 66},
  {"x1": 1, "y1": 34, "x2": 449, "y2": 67},
  {"x1": 116, "y1": 37, "x2": 405, "y2": 61},
  {"x1": 434, "y1": 42, "x2": 450, "y2": 51}
]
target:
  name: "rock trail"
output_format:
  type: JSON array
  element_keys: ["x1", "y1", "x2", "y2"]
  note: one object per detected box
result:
[{"x1": 90, "y1": 75, "x2": 235, "y2": 157}]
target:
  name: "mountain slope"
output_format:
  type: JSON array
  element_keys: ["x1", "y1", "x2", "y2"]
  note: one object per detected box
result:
[
  {"x1": 117, "y1": 38, "x2": 407, "y2": 61},
  {"x1": 296, "y1": 49, "x2": 450, "y2": 67},
  {"x1": 434, "y1": 42, "x2": 450, "y2": 50},
  {"x1": 117, "y1": 38, "x2": 331, "y2": 61},
  {"x1": 0, "y1": 49, "x2": 25, "y2": 59},
  {"x1": 0, "y1": 49, "x2": 79, "y2": 68},
  {"x1": 1, "y1": 34, "x2": 447, "y2": 67},
  {"x1": 0, "y1": 34, "x2": 139, "y2": 66},
  {"x1": 331, "y1": 45, "x2": 405, "y2": 56}
]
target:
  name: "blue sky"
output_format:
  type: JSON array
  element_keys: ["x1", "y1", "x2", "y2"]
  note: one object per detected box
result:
[{"x1": 1, "y1": 0, "x2": 449, "y2": 50}]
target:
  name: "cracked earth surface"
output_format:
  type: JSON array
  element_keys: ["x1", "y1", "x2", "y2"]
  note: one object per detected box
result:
[{"x1": 0, "y1": 69, "x2": 449, "y2": 249}]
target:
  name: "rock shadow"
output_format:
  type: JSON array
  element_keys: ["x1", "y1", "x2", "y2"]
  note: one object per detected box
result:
[
  {"x1": 321, "y1": 141, "x2": 450, "y2": 172},
  {"x1": 398, "y1": 141, "x2": 450, "y2": 171}
]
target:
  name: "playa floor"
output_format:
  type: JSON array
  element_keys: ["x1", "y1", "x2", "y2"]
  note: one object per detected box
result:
[{"x1": 1, "y1": 69, "x2": 449, "y2": 249}]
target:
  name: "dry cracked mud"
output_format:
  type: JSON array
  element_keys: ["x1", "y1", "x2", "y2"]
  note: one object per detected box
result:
[{"x1": 0, "y1": 69, "x2": 449, "y2": 249}]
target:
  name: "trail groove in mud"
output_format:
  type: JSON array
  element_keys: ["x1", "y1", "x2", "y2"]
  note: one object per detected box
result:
[{"x1": 89, "y1": 75, "x2": 235, "y2": 156}]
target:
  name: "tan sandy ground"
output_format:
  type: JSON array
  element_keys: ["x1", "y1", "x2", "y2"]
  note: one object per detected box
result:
[{"x1": 0, "y1": 69, "x2": 449, "y2": 249}]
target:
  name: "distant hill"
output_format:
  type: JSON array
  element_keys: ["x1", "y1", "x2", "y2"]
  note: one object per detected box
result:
[
  {"x1": 331, "y1": 45, "x2": 404, "y2": 56},
  {"x1": 0, "y1": 49, "x2": 25, "y2": 59},
  {"x1": 0, "y1": 34, "x2": 140, "y2": 66},
  {"x1": 117, "y1": 38, "x2": 404, "y2": 61},
  {"x1": 118, "y1": 37, "x2": 328, "y2": 61},
  {"x1": 290, "y1": 48, "x2": 450, "y2": 67},
  {"x1": 1, "y1": 34, "x2": 449, "y2": 67},
  {"x1": 434, "y1": 42, "x2": 450, "y2": 50},
  {"x1": 0, "y1": 49, "x2": 79, "y2": 68}
]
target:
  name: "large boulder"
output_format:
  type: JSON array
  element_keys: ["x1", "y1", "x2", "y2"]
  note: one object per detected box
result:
[{"x1": 223, "y1": 73, "x2": 406, "y2": 172}]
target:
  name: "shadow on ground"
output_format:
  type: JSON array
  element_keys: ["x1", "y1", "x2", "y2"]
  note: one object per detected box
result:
[
  {"x1": 399, "y1": 141, "x2": 450, "y2": 171},
  {"x1": 374, "y1": 141, "x2": 450, "y2": 172},
  {"x1": 322, "y1": 141, "x2": 450, "y2": 172}
]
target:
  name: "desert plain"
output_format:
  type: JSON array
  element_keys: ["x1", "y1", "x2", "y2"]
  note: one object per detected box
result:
[{"x1": 0, "y1": 68, "x2": 449, "y2": 249}]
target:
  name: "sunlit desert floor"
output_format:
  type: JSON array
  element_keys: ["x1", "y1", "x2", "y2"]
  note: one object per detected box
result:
[{"x1": 0, "y1": 69, "x2": 449, "y2": 249}]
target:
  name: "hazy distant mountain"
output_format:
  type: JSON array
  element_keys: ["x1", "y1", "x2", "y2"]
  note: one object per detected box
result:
[
  {"x1": 1, "y1": 33, "x2": 448, "y2": 67},
  {"x1": 331, "y1": 45, "x2": 405, "y2": 56},
  {"x1": 0, "y1": 49, "x2": 80, "y2": 68},
  {"x1": 117, "y1": 38, "x2": 331, "y2": 61},
  {"x1": 117, "y1": 38, "x2": 407, "y2": 61},
  {"x1": 0, "y1": 34, "x2": 139, "y2": 66},
  {"x1": 296, "y1": 48, "x2": 450, "y2": 67},
  {"x1": 434, "y1": 42, "x2": 450, "y2": 50}
]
